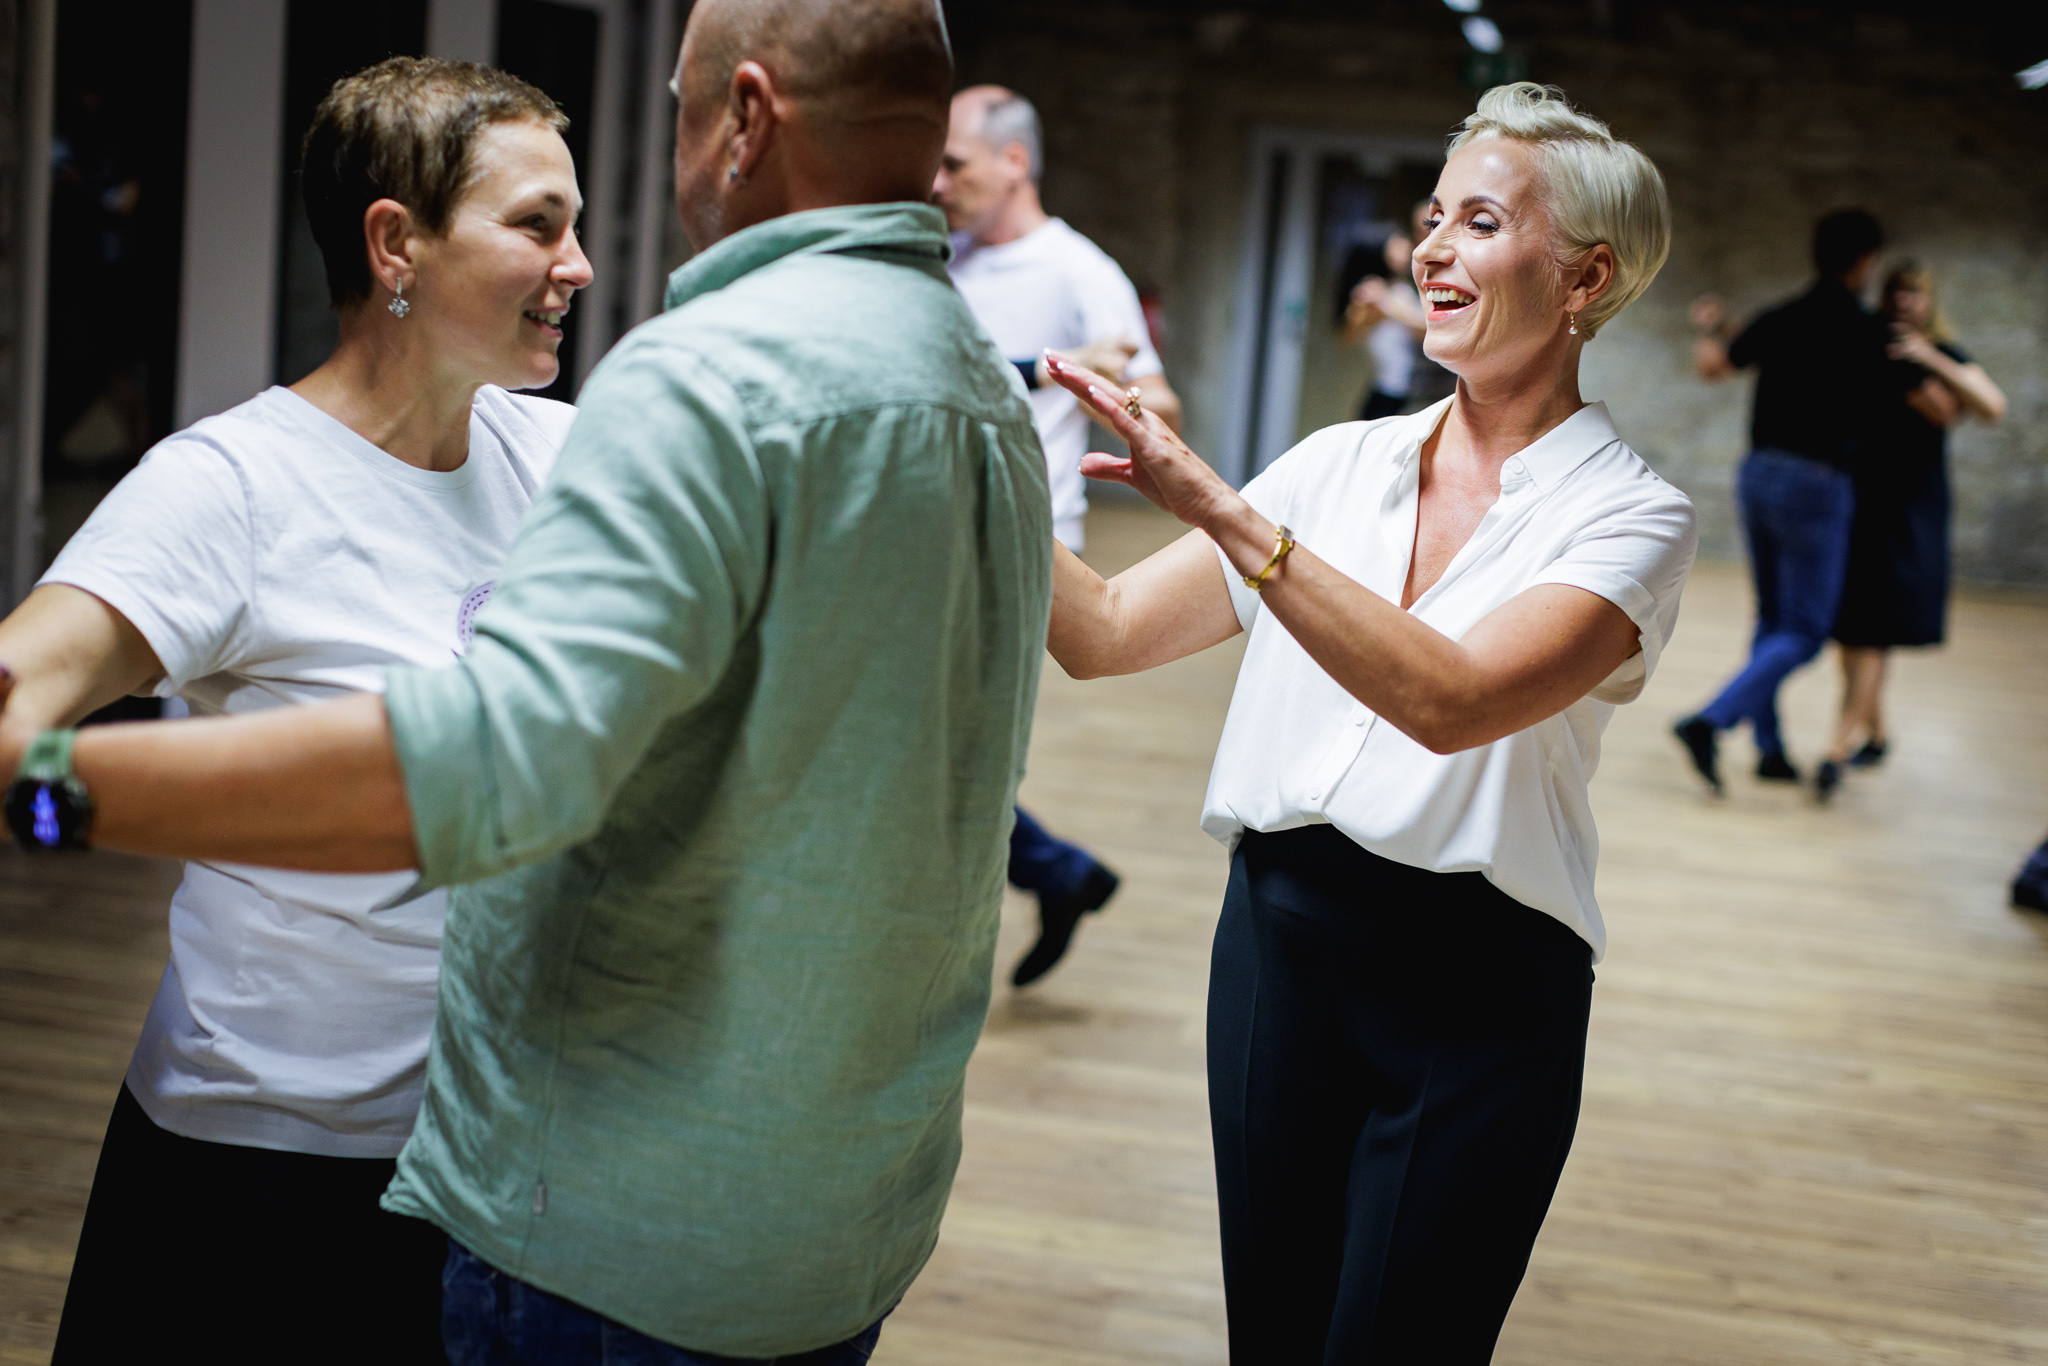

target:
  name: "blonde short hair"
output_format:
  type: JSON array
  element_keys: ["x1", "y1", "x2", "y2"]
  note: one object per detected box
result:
[{"x1": 1447, "y1": 83, "x2": 1670, "y2": 338}]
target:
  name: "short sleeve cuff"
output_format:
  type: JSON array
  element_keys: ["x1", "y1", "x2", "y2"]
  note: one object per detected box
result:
[
  {"x1": 383, "y1": 661, "x2": 499, "y2": 890},
  {"x1": 37, "y1": 571, "x2": 207, "y2": 698},
  {"x1": 1530, "y1": 565, "x2": 1663, "y2": 702},
  {"x1": 1216, "y1": 541, "x2": 1261, "y2": 632}
]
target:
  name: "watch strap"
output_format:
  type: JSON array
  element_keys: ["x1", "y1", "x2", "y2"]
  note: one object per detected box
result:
[{"x1": 16, "y1": 729, "x2": 78, "y2": 785}]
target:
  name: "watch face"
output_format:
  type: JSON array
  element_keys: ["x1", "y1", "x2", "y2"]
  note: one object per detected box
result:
[
  {"x1": 6, "y1": 779, "x2": 87, "y2": 851},
  {"x1": 29, "y1": 785, "x2": 61, "y2": 847}
]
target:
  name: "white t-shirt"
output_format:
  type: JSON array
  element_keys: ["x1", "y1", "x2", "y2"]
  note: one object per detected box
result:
[
  {"x1": 1203, "y1": 400, "x2": 1697, "y2": 959},
  {"x1": 948, "y1": 218, "x2": 1163, "y2": 551},
  {"x1": 1366, "y1": 281, "x2": 1421, "y2": 397},
  {"x1": 41, "y1": 384, "x2": 572, "y2": 1156}
]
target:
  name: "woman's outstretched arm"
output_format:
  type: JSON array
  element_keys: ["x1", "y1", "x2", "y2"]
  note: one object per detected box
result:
[
  {"x1": 1891, "y1": 331, "x2": 2007, "y2": 424},
  {"x1": 1043, "y1": 354, "x2": 1652, "y2": 755},
  {"x1": 1049, "y1": 529, "x2": 1242, "y2": 680},
  {"x1": 0, "y1": 585, "x2": 415, "y2": 870},
  {"x1": 0, "y1": 585, "x2": 166, "y2": 729}
]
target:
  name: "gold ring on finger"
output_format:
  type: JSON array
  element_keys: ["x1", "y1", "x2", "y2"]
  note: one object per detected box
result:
[{"x1": 1125, "y1": 386, "x2": 1145, "y2": 419}]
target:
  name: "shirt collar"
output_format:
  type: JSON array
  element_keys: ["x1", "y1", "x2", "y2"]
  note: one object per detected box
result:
[
  {"x1": 1389, "y1": 396, "x2": 1619, "y2": 493},
  {"x1": 665, "y1": 202, "x2": 953, "y2": 311}
]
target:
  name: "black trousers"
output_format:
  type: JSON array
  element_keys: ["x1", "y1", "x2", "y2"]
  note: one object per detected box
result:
[
  {"x1": 1208, "y1": 826, "x2": 1594, "y2": 1364},
  {"x1": 53, "y1": 1084, "x2": 448, "y2": 1364}
]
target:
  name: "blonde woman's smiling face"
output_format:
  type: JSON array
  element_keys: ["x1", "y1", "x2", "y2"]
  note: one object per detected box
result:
[{"x1": 1413, "y1": 138, "x2": 1574, "y2": 386}]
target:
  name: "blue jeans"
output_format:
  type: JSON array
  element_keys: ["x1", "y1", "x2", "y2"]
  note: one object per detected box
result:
[
  {"x1": 1698, "y1": 449, "x2": 1856, "y2": 755},
  {"x1": 1008, "y1": 805, "x2": 1096, "y2": 899},
  {"x1": 441, "y1": 1243, "x2": 885, "y2": 1366}
]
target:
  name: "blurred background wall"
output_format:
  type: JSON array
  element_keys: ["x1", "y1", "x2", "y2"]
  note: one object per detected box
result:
[
  {"x1": 945, "y1": 0, "x2": 2048, "y2": 583},
  {"x1": 2, "y1": 0, "x2": 2045, "y2": 603}
]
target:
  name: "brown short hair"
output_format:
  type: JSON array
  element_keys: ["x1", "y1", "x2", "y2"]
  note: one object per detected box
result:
[{"x1": 300, "y1": 57, "x2": 568, "y2": 308}]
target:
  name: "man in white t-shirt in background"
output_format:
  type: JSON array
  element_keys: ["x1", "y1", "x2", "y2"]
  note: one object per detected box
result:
[{"x1": 934, "y1": 85, "x2": 1185, "y2": 986}]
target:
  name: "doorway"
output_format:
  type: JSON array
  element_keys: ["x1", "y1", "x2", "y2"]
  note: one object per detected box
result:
[
  {"x1": 1217, "y1": 128, "x2": 1443, "y2": 485},
  {"x1": 40, "y1": 0, "x2": 194, "y2": 572}
]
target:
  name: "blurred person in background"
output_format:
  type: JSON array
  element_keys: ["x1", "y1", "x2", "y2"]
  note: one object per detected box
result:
[
  {"x1": 935, "y1": 84, "x2": 1186, "y2": 985},
  {"x1": 0, "y1": 59, "x2": 588, "y2": 1364},
  {"x1": 1040, "y1": 83, "x2": 1692, "y2": 1361},
  {"x1": 1340, "y1": 224, "x2": 1425, "y2": 421},
  {"x1": 1674, "y1": 209, "x2": 1925, "y2": 797},
  {"x1": 1818, "y1": 261, "x2": 2006, "y2": 796},
  {"x1": 1397, "y1": 197, "x2": 1460, "y2": 415}
]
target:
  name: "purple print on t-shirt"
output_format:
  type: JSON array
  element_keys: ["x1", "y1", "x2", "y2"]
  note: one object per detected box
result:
[{"x1": 455, "y1": 581, "x2": 496, "y2": 657}]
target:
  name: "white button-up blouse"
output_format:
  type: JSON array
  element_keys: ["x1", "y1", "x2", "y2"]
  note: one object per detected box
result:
[{"x1": 1205, "y1": 399, "x2": 1698, "y2": 958}]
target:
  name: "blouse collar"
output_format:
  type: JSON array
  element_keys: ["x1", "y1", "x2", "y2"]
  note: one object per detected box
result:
[{"x1": 1391, "y1": 397, "x2": 1621, "y2": 494}]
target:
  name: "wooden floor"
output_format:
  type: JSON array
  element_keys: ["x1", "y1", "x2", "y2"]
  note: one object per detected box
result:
[{"x1": 5, "y1": 501, "x2": 2048, "y2": 1363}]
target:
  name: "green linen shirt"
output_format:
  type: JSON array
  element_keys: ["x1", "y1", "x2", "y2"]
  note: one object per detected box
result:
[{"x1": 378, "y1": 202, "x2": 1052, "y2": 1355}]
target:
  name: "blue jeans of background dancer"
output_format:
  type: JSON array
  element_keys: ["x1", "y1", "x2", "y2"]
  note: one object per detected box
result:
[
  {"x1": 1009, "y1": 806, "x2": 1096, "y2": 899},
  {"x1": 1697, "y1": 449, "x2": 1856, "y2": 755}
]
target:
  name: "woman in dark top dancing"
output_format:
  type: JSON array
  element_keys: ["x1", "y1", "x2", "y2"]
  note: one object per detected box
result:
[{"x1": 1820, "y1": 262, "x2": 2006, "y2": 797}]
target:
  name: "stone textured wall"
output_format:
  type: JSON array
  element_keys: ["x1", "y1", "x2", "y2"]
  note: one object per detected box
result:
[{"x1": 947, "y1": 0, "x2": 2048, "y2": 584}]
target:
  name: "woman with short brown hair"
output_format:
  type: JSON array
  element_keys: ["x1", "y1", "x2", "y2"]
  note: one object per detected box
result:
[{"x1": 3, "y1": 58, "x2": 591, "y2": 1363}]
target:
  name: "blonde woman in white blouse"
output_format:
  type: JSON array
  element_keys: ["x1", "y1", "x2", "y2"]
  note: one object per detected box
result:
[{"x1": 1042, "y1": 84, "x2": 1695, "y2": 1362}]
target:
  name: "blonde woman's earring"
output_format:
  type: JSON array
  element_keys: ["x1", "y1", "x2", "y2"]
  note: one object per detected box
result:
[
  {"x1": 1567, "y1": 308, "x2": 1577, "y2": 336},
  {"x1": 389, "y1": 281, "x2": 411, "y2": 319}
]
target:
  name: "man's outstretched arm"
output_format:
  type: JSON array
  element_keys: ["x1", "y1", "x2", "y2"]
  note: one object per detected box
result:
[{"x1": 6, "y1": 693, "x2": 420, "y2": 870}]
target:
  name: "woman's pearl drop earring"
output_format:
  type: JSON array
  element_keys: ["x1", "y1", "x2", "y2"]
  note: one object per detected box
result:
[
  {"x1": 1567, "y1": 308, "x2": 1577, "y2": 336},
  {"x1": 388, "y1": 280, "x2": 411, "y2": 319}
]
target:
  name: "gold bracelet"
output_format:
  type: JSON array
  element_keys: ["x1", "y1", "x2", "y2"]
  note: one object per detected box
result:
[{"x1": 1243, "y1": 524, "x2": 1295, "y2": 591}]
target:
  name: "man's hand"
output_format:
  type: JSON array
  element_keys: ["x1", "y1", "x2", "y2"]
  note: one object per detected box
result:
[
  {"x1": 1689, "y1": 293, "x2": 1726, "y2": 336},
  {"x1": 1690, "y1": 293, "x2": 1738, "y2": 382},
  {"x1": 1888, "y1": 327, "x2": 1942, "y2": 369},
  {"x1": 1041, "y1": 336, "x2": 1140, "y2": 386}
]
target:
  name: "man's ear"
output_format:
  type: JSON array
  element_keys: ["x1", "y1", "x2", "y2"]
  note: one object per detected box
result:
[
  {"x1": 362, "y1": 199, "x2": 417, "y2": 295},
  {"x1": 998, "y1": 140, "x2": 1032, "y2": 188},
  {"x1": 728, "y1": 59, "x2": 780, "y2": 181}
]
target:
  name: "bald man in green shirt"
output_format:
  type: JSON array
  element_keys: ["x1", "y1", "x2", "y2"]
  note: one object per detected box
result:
[{"x1": 2, "y1": 1, "x2": 1053, "y2": 1359}]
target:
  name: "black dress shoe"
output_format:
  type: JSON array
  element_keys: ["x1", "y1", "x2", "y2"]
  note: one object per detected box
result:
[
  {"x1": 2013, "y1": 837, "x2": 2048, "y2": 913},
  {"x1": 1673, "y1": 716, "x2": 1722, "y2": 794},
  {"x1": 1847, "y1": 739, "x2": 1888, "y2": 769},
  {"x1": 1012, "y1": 863, "x2": 1120, "y2": 987},
  {"x1": 1755, "y1": 750, "x2": 1801, "y2": 782},
  {"x1": 1814, "y1": 759, "x2": 1843, "y2": 804}
]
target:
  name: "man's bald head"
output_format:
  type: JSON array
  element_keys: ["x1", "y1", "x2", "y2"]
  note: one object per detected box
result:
[
  {"x1": 671, "y1": 0, "x2": 954, "y2": 250},
  {"x1": 682, "y1": 0, "x2": 953, "y2": 131},
  {"x1": 951, "y1": 85, "x2": 1041, "y2": 183}
]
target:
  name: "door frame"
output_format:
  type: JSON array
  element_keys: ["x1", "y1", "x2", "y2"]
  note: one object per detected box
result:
[{"x1": 1215, "y1": 125, "x2": 1443, "y2": 487}]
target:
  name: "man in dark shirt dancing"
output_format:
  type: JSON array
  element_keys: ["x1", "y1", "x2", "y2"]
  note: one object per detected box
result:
[{"x1": 1674, "y1": 209, "x2": 1934, "y2": 802}]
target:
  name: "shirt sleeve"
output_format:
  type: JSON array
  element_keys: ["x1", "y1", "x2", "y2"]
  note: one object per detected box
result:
[
  {"x1": 37, "y1": 438, "x2": 255, "y2": 695},
  {"x1": 1075, "y1": 251, "x2": 1164, "y2": 381},
  {"x1": 1725, "y1": 309, "x2": 1770, "y2": 370},
  {"x1": 383, "y1": 337, "x2": 771, "y2": 887},
  {"x1": 1529, "y1": 485, "x2": 1698, "y2": 705},
  {"x1": 1214, "y1": 459, "x2": 1296, "y2": 634}
]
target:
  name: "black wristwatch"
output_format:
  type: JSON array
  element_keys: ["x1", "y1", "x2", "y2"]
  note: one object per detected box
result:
[{"x1": 5, "y1": 729, "x2": 94, "y2": 851}]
